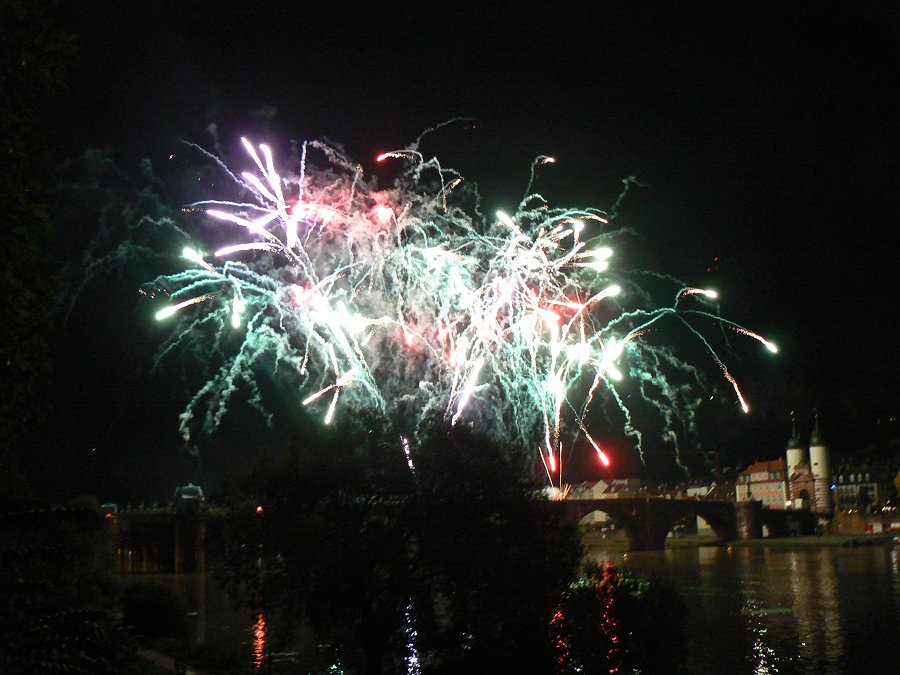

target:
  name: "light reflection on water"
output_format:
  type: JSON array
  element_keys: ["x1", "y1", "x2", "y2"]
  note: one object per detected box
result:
[
  {"x1": 252, "y1": 610, "x2": 267, "y2": 669},
  {"x1": 126, "y1": 543, "x2": 900, "y2": 673},
  {"x1": 586, "y1": 543, "x2": 900, "y2": 675}
]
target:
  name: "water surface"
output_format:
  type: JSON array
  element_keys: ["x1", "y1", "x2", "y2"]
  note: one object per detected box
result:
[
  {"x1": 586, "y1": 542, "x2": 900, "y2": 674},
  {"x1": 125, "y1": 542, "x2": 900, "y2": 673}
]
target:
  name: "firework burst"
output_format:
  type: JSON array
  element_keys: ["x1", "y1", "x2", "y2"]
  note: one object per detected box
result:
[{"x1": 150, "y1": 127, "x2": 776, "y2": 485}]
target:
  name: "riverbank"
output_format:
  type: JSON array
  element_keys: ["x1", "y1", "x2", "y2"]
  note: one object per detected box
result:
[
  {"x1": 729, "y1": 530, "x2": 899, "y2": 548},
  {"x1": 582, "y1": 530, "x2": 900, "y2": 551}
]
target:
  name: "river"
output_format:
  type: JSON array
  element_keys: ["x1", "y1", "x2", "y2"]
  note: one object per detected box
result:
[
  {"x1": 128, "y1": 542, "x2": 900, "y2": 673},
  {"x1": 587, "y1": 541, "x2": 900, "y2": 674}
]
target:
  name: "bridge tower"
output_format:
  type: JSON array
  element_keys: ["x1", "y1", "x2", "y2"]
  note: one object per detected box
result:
[
  {"x1": 785, "y1": 411, "x2": 818, "y2": 509},
  {"x1": 785, "y1": 411, "x2": 807, "y2": 488},
  {"x1": 808, "y1": 409, "x2": 833, "y2": 514}
]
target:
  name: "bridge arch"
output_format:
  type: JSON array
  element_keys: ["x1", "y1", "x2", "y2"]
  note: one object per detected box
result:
[
  {"x1": 694, "y1": 502, "x2": 738, "y2": 542},
  {"x1": 563, "y1": 498, "x2": 739, "y2": 551}
]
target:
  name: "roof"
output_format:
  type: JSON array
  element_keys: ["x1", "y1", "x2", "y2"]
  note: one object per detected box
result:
[
  {"x1": 574, "y1": 481, "x2": 600, "y2": 489},
  {"x1": 739, "y1": 458, "x2": 786, "y2": 476},
  {"x1": 706, "y1": 481, "x2": 736, "y2": 501}
]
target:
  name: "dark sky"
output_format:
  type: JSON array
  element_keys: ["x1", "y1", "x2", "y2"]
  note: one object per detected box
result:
[{"x1": 34, "y1": 3, "x2": 899, "y2": 499}]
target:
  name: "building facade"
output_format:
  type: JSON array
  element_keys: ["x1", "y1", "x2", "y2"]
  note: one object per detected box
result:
[
  {"x1": 833, "y1": 463, "x2": 897, "y2": 512},
  {"x1": 736, "y1": 458, "x2": 789, "y2": 508}
]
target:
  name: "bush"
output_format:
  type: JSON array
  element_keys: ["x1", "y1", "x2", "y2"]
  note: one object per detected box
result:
[
  {"x1": 552, "y1": 562, "x2": 687, "y2": 674},
  {"x1": 121, "y1": 580, "x2": 189, "y2": 638},
  {"x1": 0, "y1": 499, "x2": 133, "y2": 673}
]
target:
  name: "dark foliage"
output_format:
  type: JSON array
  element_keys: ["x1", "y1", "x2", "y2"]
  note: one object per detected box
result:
[
  {"x1": 0, "y1": 0, "x2": 76, "y2": 493},
  {"x1": 211, "y1": 413, "x2": 584, "y2": 674},
  {"x1": 0, "y1": 498, "x2": 135, "y2": 674},
  {"x1": 405, "y1": 421, "x2": 583, "y2": 674},
  {"x1": 552, "y1": 562, "x2": 687, "y2": 675},
  {"x1": 121, "y1": 580, "x2": 190, "y2": 638}
]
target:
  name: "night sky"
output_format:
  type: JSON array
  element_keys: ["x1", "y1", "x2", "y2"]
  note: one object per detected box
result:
[{"x1": 27, "y1": 3, "x2": 899, "y2": 501}]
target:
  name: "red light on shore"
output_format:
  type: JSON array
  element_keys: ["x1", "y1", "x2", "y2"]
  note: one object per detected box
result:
[{"x1": 256, "y1": 505, "x2": 264, "y2": 514}]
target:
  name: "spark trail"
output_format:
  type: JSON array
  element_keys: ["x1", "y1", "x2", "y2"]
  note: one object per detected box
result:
[{"x1": 149, "y1": 130, "x2": 776, "y2": 486}]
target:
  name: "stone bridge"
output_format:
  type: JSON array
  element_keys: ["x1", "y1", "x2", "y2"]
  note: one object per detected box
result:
[
  {"x1": 108, "y1": 509, "x2": 216, "y2": 573},
  {"x1": 560, "y1": 498, "x2": 818, "y2": 551},
  {"x1": 109, "y1": 499, "x2": 819, "y2": 563}
]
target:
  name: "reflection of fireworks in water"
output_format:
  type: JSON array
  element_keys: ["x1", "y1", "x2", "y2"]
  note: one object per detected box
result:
[
  {"x1": 252, "y1": 610, "x2": 267, "y2": 669},
  {"x1": 151, "y1": 126, "x2": 776, "y2": 484},
  {"x1": 403, "y1": 601, "x2": 421, "y2": 675}
]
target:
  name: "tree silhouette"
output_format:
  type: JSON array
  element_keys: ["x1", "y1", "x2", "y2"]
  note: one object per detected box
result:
[
  {"x1": 0, "y1": 0, "x2": 76, "y2": 494},
  {"x1": 212, "y1": 412, "x2": 582, "y2": 674}
]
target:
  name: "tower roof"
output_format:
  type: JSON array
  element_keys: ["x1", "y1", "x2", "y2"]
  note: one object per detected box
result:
[
  {"x1": 809, "y1": 408, "x2": 826, "y2": 446},
  {"x1": 786, "y1": 411, "x2": 804, "y2": 450}
]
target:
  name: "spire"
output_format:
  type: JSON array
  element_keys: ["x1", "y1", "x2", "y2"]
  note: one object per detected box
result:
[
  {"x1": 809, "y1": 407, "x2": 825, "y2": 446},
  {"x1": 786, "y1": 410, "x2": 803, "y2": 450}
]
